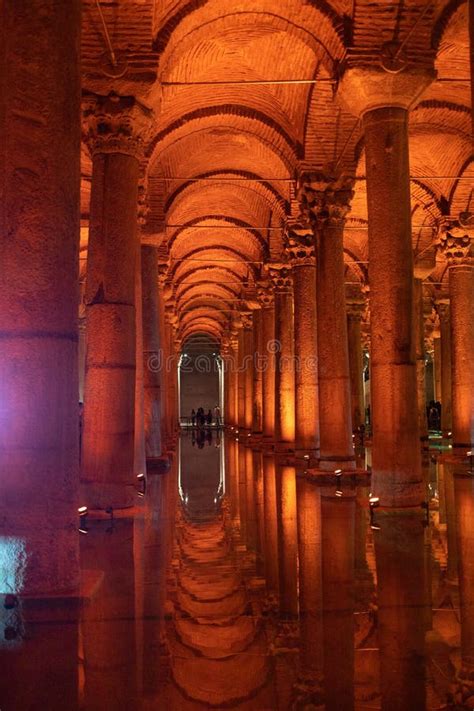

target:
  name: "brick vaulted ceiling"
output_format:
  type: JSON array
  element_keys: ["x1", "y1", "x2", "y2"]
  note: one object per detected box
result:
[{"x1": 80, "y1": 0, "x2": 472, "y2": 346}]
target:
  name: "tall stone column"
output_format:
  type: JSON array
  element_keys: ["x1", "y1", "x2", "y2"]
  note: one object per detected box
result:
[
  {"x1": 229, "y1": 329, "x2": 240, "y2": 428},
  {"x1": 299, "y1": 174, "x2": 355, "y2": 470},
  {"x1": 268, "y1": 265, "x2": 295, "y2": 450},
  {"x1": 346, "y1": 300, "x2": 365, "y2": 432},
  {"x1": 241, "y1": 312, "x2": 254, "y2": 432},
  {"x1": 413, "y1": 278, "x2": 428, "y2": 443},
  {"x1": 81, "y1": 93, "x2": 154, "y2": 509},
  {"x1": 338, "y1": 67, "x2": 434, "y2": 505},
  {"x1": 258, "y1": 283, "x2": 276, "y2": 443},
  {"x1": 263, "y1": 452, "x2": 279, "y2": 596},
  {"x1": 275, "y1": 459, "x2": 298, "y2": 617},
  {"x1": 141, "y1": 246, "x2": 162, "y2": 462},
  {"x1": 237, "y1": 324, "x2": 246, "y2": 430},
  {"x1": 252, "y1": 309, "x2": 263, "y2": 437},
  {"x1": 286, "y1": 226, "x2": 320, "y2": 458},
  {"x1": 0, "y1": 0, "x2": 81, "y2": 595},
  {"x1": 438, "y1": 221, "x2": 474, "y2": 449},
  {"x1": 433, "y1": 333, "x2": 442, "y2": 403},
  {"x1": 134, "y1": 245, "x2": 146, "y2": 477},
  {"x1": 437, "y1": 301, "x2": 453, "y2": 435}
]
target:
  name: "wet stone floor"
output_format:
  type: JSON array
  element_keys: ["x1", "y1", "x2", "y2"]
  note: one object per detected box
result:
[{"x1": 1, "y1": 430, "x2": 473, "y2": 710}]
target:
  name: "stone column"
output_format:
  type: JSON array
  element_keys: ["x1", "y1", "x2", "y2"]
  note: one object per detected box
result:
[
  {"x1": 346, "y1": 300, "x2": 365, "y2": 433},
  {"x1": 241, "y1": 312, "x2": 254, "y2": 432},
  {"x1": 268, "y1": 265, "x2": 295, "y2": 450},
  {"x1": 79, "y1": 282, "x2": 87, "y2": 402},
  {"x1": 229, "y1": 330, "x2": 240, "y2": 428},
  {"x1": 258, "y1": 283, "x2": 276, "y2": 443},
  {"x1": 141, "y1": 246, "x2": 162, "y2": 462},
  {"x1": 286, "y1": 226, "x2": 320, "y2": 458},
  {"x1": 237, "y1": 325, "x2": 246, "y2": 430},
  {"x1": 252, "y1": 309, "x2": 263, "y2": 437},
  {"x1": 338, "y1": 67, "x2": 434, "y2": 505},
  {"x1": 0, "y1": 0, "x2": 81, "y2": 596},
  {"x1": 438, "y1": 221, "x2": 474, "y2": 449},
  {"x1": 413, "y1": 278, "x2": 428, "y2": 443},
  {"x1": 453, "y1": 472, "x2": 474, "y2": 707},
  {"x1": 81, "y1": 93, "x2": 153, "y2": 509},
  {"x1": 437, "y1": 301, "x2": 453, "y2": 435},
  {"x1": 134, "y1": 245, "x2": 146, "y2": 478},
  {"x1": 299, "y1": 174, "x2": 355, "y2": 470},
  {"x1": 433, "y1": 333, "x2": 442, "y2": 403}
]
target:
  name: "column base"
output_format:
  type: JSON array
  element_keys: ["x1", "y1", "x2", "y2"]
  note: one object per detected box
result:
[
  {"x1": 295, "y1": 448, "x2": 319, "y2": 467},
  {"x1": 317, "y1": 455, "x2": 356, "y2": 471},
  {"x1": 274, "y1": 441, "x2": 295, "y2": 454},
  {"x1": 302, "y1": 466, "x2": 369, "y2": 486},
  {"x1": 80, "y1": 481, "x2": 135, "y2": 510}
]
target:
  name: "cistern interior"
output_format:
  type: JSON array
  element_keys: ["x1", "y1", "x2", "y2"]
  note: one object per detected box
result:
[{"x1": 0, "y1": 0, "x2": 473, "y2": 709}]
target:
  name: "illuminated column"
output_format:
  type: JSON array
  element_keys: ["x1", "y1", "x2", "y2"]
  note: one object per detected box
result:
[
  {"x1": 254, "y1": 448, "x2": 265, "y2": 573},
  {"x1": 413, "y1": 278, "x2": 428, "y2": 443},
  {"x1": 299, "y1": 174, "x2": 355, "y2": 470},
  {"x1": 141, "y1": 245, "x2": 162, "y2": 461},
  {"x1": 229, "y1": 329, "x2": 240, "y2": 428},
  {"x1": 296, "y1": 476, "x2": 324, "y2": 699},
  {"x1": 79, "y1": 282, "x2": 87, "y2": 402},
  {"x1": 453, "y1": 472, "x2": 474, "y2": 706},
  {"x1": 438, "y1": 222, "x2": 474, "y2": 449},
  {"x1": 134, "y1": 245, "x2": 146, "y2": 477},
  {"x1": 81, "y1": 94, "x2": 153, "y2": 508},
  {"x1": 252, "y1": 309, "x2": 263, "y2": 437},
  {"x1": 258, "y1": 283, "x2": 276, "y2": 442},
  {"x1": 268, "y1": 265, "x2": 295, "y2": 450},
  {"x1": 374, "y1": 511, "x2": 426, "y2": 711},
  {"x1": 241, "y1": 312, "x2": 254, "y2": 432},
  {"x1": 443, "y1": 462, "x2": 459, "y2": 584},
  {"x1": 0, "y1": 0, "x2": 81, "y2": 595},
  {"x1": 437, "y1": 301, "x2": 453, "y2": 435},
  {"x1": 245, "y1": 446, "x2": 257, "y2": 550},
  {"x1": 338, "y1": 68, "x2": 434, "y2": 505},
  {"x1": 263, "y1": 452, "x2": 279, "y2": 596},
  {"x1": 285, "y1": 226, "x2": 320, "y2": 458},
  {"x1": 237, "y1": 325, "x2": 246, "y2": 429},
  {"x1": 433, "y1": 332, "x2": 442, "y2": 403},
  {"x1": 221, "y1": 338, "x2": 231, "y2": 426},
  {"x1": 276, "y1": 459, "x2": 298, "y2": 617},
  {"x1": 157, "y1": 268, "x2": 170, "y2": 448},
  {"x1": 346, "y1": 300, "x2": 365, "y2": 432},
  {"x1": 321, "y1": 492, "x2": 355, "y2": 710}
]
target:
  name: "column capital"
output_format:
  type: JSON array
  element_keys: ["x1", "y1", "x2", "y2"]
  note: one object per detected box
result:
[
  {"x1": 337, "y1": 65, "x2": 436, "y2": 117},
  {"x1": 437, "y1": 214, "x2": 474, "y2": 267},
  {"x1": 257, "y1": 281, "x2": 275, "y2": 309},
  {"x1": 266, "y1": 263, "x2": 293, "y2": 293},
  {"x1": 284, "y1": 223, "x2": 316, "y2": 267},
  {"x1": 297, "y1": 172, "x2": 354, "y2": 230},
  {"x1": 436, "y1": 299, "x2": 450, "y2": 322},
  {"x1": 82, "y1": 91, "x2": 155, "y2": 159}
]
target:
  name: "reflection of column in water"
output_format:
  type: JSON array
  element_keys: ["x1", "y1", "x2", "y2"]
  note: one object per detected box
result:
[
  {"x1": 276, "y1": 459, "x2": 298, "y2": 617},
  {"x1": 444, "y1": 463, "x2": 459, "y2": 584},
  {"x1": 245, "y1": 446, "x2": 257, "y2": 550},
  {"x1": 453, "y1": 473, "x2": 474, "y2": 706},
  {"x1": 254, "y1": 448, "x2": 265, "y2": 575},
  {"x1": 296, "y1": 475, "x2": 324, "y2": 695},
  {"x1": 263, "y1": 452, "x2": 279, "y2": 596},
  {"x1": 321, "y1": 492, "x2": 355, "y2": 711},
  {"x1": 229, "y1": 438, "x2": 240, "y2": 523},
  {"x1": 238, "y1": 444, "x2": 247, "y2": 541},
  {"x1": 374, "y1": 511, "x2": 427, "y2": 711},
  {"x1": 354, "y1": 485, "x2": 374, "y2": 607},
  {"x1": 0, "y1": 598, "x2": 79, "y2": 711},
  {"x1": 81, "y1": 519, "x2": 138, "y2": 711}
]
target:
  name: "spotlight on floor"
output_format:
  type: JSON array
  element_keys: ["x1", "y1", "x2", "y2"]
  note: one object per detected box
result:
[
  {"x1": 78, "y1": 506, "x2": 88, "y2": 534},
  {"x1": 303, "y1": 454, "x2": 310, "y2": 460},
  {"x1": 137, "y1": 472, "x2": 146, "y2": 497}
]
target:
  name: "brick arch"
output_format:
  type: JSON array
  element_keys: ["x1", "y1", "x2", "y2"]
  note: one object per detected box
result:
[{"x1": 166, "y1": 217, "x2": 268, "y2": 255}]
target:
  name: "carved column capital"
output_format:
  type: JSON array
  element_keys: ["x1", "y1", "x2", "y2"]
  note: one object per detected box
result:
[
  {"x1": 437, "y1": 215, "x2": 474, "y2": 267},
  {"x1": 284, "y1": 223, "x2": 316, "y2": 267},
  {"x1": 267, "y1": 263, "x2": 293, "y2": 293},
  {"x1": 82, "y1": 91, "x2": 155, "y2": 159},
  {"x1": 257, "y1": 281, "x2": 275, "y2": 309},
  {"x1": 297, "y1": 172, "x2": 354, "y2": 231},
  {"x1": 346, "y1": 300, "x2": 366, "y2": 321},
  {"x1": 436, "y1": 300, "x2": 450, "y2": 322}
]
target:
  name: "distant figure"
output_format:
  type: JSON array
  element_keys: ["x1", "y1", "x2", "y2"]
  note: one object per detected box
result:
[
  {"x1": 191, "y1": 408, "x2": 196, "y2": 427},
  {"x1": 206, "y1": 409, "x2": 213, "y2": 426},
  {"x1": 214, "y1": 404, "x2": 221, "y2": 427},
  {"x1": 197, "y1": 407, "x2": 205, "y2": 427}
]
